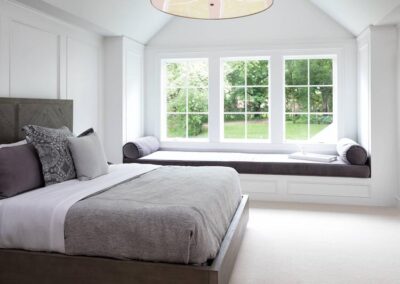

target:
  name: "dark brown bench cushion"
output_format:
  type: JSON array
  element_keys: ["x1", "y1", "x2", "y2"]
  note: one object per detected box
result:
[{"x1": 123, "y1": 151, "x2": 371, "y2": 178}]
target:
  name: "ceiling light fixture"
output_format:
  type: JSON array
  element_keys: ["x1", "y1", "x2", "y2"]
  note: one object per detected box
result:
[{"x1": 150, "y1": 0, "x2": 274, "y2": 20}]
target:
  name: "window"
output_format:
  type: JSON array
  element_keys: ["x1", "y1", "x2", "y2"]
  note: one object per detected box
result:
[
  {"x1": 222, "y1": 58, "x2": 270, "y2": 140},
  {"x1": 285, "y1": 57, "x2": 335, "y2": 142},
  {"x1": 159, "y1": 53, "x2": 339, "y2": 148},
  {"x1": 162, "y1": 59, "x2": 209, "y2": 140}
]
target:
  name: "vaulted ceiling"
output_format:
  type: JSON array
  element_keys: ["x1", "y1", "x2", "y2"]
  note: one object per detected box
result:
[
  {"x1": 14, "y1": 0, "x2": 172, "y2": 44},
  {"x1": 14, "y1": 0, "x2": 400, "y2": 43},
  {"x1": 310, "y1": 0, "x2": 400, "y2": 35}
]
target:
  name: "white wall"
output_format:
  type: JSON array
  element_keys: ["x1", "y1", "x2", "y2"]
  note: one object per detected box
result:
[
  {"x1": 103, "y1": 36, "x2": 144, "y2": 163},
  {"x1": 0, "y1": 0, "x2": 103, "y2": 137},
  {"x1": 397, "y1": 25, "x2": 400, "y2": 208},
  {"x1": 145, "y1": 0, "x2": 358, "y2": 154},
  {"x1": 357, "y1": 26, "x2": 398, "y2": 207}
]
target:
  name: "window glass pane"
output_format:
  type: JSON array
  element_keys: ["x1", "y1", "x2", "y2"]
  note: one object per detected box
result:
[
  {"x1": 167, "y1": 114, "x2": 186, "y2": 138},
  {"x1": 285, "y1": 87, "x2": 308, "y2": 113},
  {"x1": 167, "y1": 88, "x2": 186, "y2": 112},
  {"x1": 188, "y1": 88, "x2": 208, "y2": 112},
  {"x1": 187, "y1": 60, "x2": 208, "y2": 87},
  {"x1": 285, "y1": 114, "x2": 308, "y2": 140},
  {"x1": 247, "y1": 60, "x2": 269, "y2": 86},
  {"x1": 224, "y1": 87, "x2": 245, "y2": 112},
  {"x1": 247, "y1": 114, "x2": 269, "y2": 139},
  {"x1": 166, "y1": 62, "x2": 185, "y2": 87},
  {"x1": 247, "y1": 87, "x2": 268, "y2": 112},
  {"x1": 222, "y1": 58, "x2": 269, "y2": 141},
  {"x1": 188, "y1": 115, "x2": 208, "y2": 138},
  {"x1": 310, "y1": 87, "x2": 333, "y2": 113},
  {"x1": 310, "y1": 59, "x2": 332, "y2": 85},
  {"x1": 224, "y1": 61, "x2": 245, "y2": 86},
  {"x1": 224, "y1": 114, "x2": 245, "y2": 139},
  {"x1": 310, "y1": 114, "x2": 333, "y2": 140},
  {"x1": 285, "y1": 60, "x2": 308, "y2": 85},
  {"x1": 163, "y1": 59, "x2": 209, "y2": 140}
]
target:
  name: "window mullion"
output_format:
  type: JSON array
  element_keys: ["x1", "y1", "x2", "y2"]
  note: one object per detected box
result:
[
  {"x1": 307, "y1": 59, "x2": 311, "y2": 140},
  {"x1": 244, "y1": 61, "x2": 248, "y2": 139},
  {"x1": 208, "y1": 56, "x2": 220, "y2": 143},
  {"x1": 270, "y1": 54, "x2": 284, "y2": 144},
  {"x1": 185, "y1": 62, "x2": 189, "y2": 138}
]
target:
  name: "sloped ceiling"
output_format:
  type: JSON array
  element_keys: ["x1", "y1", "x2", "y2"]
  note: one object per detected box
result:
[
  {"x1": 310, "y1": 0, "x2": 400, "y2": 36},
  {"x1": 14, "y1": 0, "x2": 400, "y2": 42},
  {"x1": 14, "y1": 0, "x2": 171, "y2": 44}
]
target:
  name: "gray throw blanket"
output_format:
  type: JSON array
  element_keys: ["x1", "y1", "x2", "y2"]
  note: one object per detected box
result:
[{"x1": 64, "y1": 166, "x2": 242, "y2": 265}]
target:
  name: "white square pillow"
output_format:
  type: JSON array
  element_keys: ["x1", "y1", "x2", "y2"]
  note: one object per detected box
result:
[{"x1": 68, "y1": 132, "x2": 109, "y2": 181}]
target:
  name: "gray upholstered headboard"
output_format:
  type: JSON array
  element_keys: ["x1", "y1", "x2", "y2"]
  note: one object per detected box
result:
[{"x1": 0, "y1": 98, "x2": 73, "y2": 144}]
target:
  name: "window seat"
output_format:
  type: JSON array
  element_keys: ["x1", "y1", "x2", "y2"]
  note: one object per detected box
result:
[{"x1": 125, "y1": 151, "x2": 371, "y2": 178}]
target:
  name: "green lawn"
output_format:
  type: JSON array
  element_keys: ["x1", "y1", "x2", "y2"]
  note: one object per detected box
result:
[{"x1": 168, "y1": 120, "x2": 329, "y2": 140}]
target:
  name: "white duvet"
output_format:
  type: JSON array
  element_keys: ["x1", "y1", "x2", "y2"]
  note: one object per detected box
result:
[{"x1": 0, "y1": 163, "x2": 160, "y2": 253}]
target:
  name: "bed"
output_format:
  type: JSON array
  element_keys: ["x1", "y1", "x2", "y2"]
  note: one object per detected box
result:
[{"x1": 0, "y1": 98, "x2": 249, "y2": 284}]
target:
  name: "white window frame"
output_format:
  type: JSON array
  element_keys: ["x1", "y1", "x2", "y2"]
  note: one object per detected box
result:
[
  {"x1": 160, "y1": 58, "x2": 210, "y2": 142},
  {"x1": 220, "y1": 56, "x2": 271, "y2": 142},
  {"x1": 154, "y1": 45, "x2": 350, "y2": 154},
  {"x1": 283, "y1": 55, "x2": 338, "y2": 143}
]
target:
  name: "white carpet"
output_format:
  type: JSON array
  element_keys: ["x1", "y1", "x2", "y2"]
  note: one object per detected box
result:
[{"x1": 230, "y1": 202, "x2": 400, "y2": 284}]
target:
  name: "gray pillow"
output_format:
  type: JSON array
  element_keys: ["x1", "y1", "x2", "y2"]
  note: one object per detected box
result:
[
  {"x1": 23, "y1": 125, "x2": 76, "y2": 186},
  {"x1": 68, "y1": 132, "x2": 109, "y2": 181},
  {"x1": 123, "y1": 136, "x2": 160, "y2": 161},
  {"x1": 0, "y1": 144, "x2": 44, "y2": 198},
  {"x1": 337, "y1": 138, "x2": 368, "y2": 165}
]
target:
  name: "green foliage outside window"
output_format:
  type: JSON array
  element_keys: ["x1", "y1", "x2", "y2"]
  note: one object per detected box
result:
[
  {"x1": 285, "y1": 58, "x2": 334, "y2": 141},
  {"x1": 164, "y1": 57, "x2": 334, "y2": 141},
  {"x1": 165, "y1": 60, "x2": 208, "y2": 138},
  {"x1": 223, "y1": 59, "x2": 270, "y2": 140}
]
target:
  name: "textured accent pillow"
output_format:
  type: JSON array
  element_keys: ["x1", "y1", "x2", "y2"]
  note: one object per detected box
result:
[
  {"x1": 123, "y1": 136, "x2": 160, "y2": 161},
  {"x1": 337, "y1": 138, "x2": 368, "y2": 165},
  {"x1": 68, "y1": 132, "x2": 109, "y2": 181},
  {"x1": 23, "y1": 125, "x2": 76, "y2": 186},
  {"x1": 0, "y1": 144, "x2": 44, "y2": 198}
]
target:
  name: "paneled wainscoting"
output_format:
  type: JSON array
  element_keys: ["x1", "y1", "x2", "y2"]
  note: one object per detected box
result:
[{"x1": 240, "y1": 174, "x2": 374, "y2": 206}]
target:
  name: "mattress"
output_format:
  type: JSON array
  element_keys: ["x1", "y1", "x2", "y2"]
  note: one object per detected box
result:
[{"x1": 0, "y1": 164, "x2": 242, "y2": 265}]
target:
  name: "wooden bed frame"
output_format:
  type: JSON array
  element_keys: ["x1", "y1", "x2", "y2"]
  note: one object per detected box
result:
[
  {"x1": 0, "y1": 195, "x2": 249, "y2": 284},
  {"x1": 0, "y1": 98, "x2": 250, "y2": 283}
]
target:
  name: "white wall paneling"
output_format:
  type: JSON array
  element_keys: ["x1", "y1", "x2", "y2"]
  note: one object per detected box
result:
[
  {"x1": 357, "y1": 31, "x2": 371, "y2": 152},
  {"x1": 357, "y1": 26, "x2": 398, "y2": 207},
  {"x1": 241, "y1": 174, "x2": 372, "y2": 206},
  {"x1": 124, "y1": 47, "x2": 144, "y2": 143},
  {"x1": 103, "y1": 36, "x2": 144, "y2": 163},
  {"x1": 0, "y1": 0, "x2": 103, "y2": 136},
  {"x1": 397, "y1": 24, "x2": 400, "y2": 209},
  {"x1": 66, "y1": 37, "x2": 100, "y2": 134},
  {"x1": 9, "y1": 20, "x2": 59, "y2": 99}
]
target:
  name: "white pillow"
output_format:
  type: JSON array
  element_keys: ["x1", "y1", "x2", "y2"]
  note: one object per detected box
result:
[
  {"x1": 68, "y1": 133, "x2": 109, "y2": 181},
  {"x1": 0, "y1": 140, "x2": 27, "y2": 149}
]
